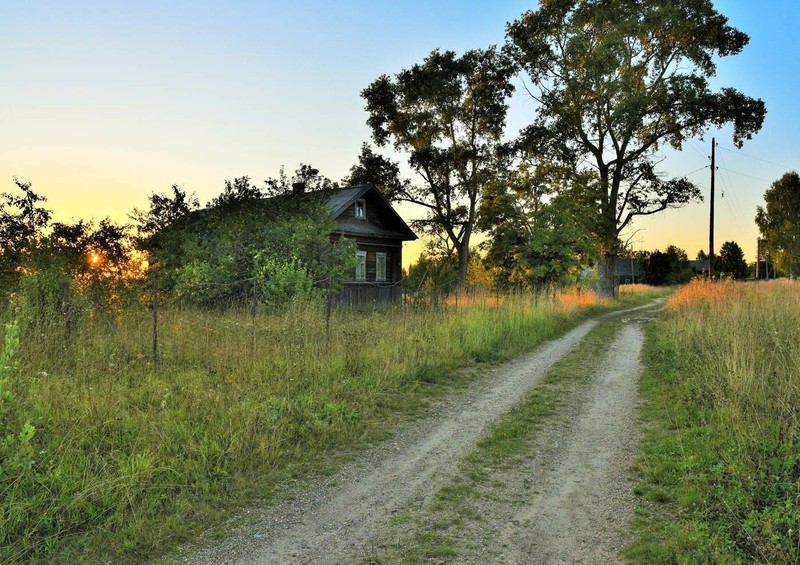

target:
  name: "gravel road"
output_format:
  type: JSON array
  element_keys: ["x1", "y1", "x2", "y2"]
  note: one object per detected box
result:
[{"x1": 179, "y1": 302, "x2": 659, "y2": 564}]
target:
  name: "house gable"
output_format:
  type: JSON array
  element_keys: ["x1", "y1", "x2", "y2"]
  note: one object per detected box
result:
[{"x1": 327, "y1": 185, "x2": 417, "y2": 242}]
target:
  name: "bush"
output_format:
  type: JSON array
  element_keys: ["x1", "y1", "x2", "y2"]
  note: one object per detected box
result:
[{"x1": 255, "y1": 254, "x2": 321, "y2": 308}]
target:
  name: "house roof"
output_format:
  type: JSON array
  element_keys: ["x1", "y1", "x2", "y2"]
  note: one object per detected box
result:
[
  {"x1": 615, "y1": 257, "x2": 641, "y2": 278},
  {"x1": 327, "y1": 185, "x2": 417, "y2": 242}
]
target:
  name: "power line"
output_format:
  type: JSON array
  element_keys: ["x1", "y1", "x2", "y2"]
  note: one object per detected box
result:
[
  {"x1": 688, "y1": 139, "x2": 709, "y2": 159},
  {"x1": 678, "y1": 165, "x2": 709, "y2": 178},
  {"x1": 717, "y1": 146, "x2": 793, "y2": 170},
  {"x1": 717, "y1": 167, "x2": 772, "y2": 183},
  {"x1": 716, "y1": 150, "x2": 747, "y2": 228}
]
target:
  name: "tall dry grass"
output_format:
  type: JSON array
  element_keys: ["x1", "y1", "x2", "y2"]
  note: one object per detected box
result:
[
  {"x1": 631, "y1": 278, "x2": 800, "y2": 563},
  {"x1": 0, "y1": 286, "x2": 649, "y2": 563}
]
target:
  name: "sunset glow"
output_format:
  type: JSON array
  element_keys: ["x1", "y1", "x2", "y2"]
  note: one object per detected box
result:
[{"x1": 1, "y1": 1, "x2": 797, "y2": 267}]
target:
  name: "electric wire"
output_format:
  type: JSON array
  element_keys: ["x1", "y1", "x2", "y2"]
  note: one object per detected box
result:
[{"x1": 718, "y1": 146, "x2": 793, "y2": 170}]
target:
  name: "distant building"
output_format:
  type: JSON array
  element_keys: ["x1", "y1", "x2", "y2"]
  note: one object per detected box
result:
[
  {"x1": 615, "y1": 257, "x2": 641, "y2": 285},
  {"x1": 690, "y1": 259, "x2": 710, "y2": 276}
]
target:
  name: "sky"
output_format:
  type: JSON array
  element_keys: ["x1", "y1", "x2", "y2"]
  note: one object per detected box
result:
[{"x1": 2, "y1": 1, "x2": 798, "y2": 268}]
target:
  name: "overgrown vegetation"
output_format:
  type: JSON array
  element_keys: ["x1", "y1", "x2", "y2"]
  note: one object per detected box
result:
[
  {"x1": 629, "y1": 279, "x2": 800, "y2": 564},
  {"x1": 0, "y1": 287, "x2": 636, "y2": 563}
]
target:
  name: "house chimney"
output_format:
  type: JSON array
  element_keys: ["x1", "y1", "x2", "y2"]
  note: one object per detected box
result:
[{"x1": 292, "y1": 182, "x2": 305, "y2": 195}]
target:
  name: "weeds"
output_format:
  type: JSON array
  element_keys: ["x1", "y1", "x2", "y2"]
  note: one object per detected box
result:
[
  {"x1": 0, "y1": 286, "x2": 657, "y2": 562},
  {"x1": 629, "y1": 278, "x2": 800, "y2": 564}
]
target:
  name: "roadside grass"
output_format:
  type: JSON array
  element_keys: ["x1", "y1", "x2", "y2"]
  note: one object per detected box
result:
[
  {"x1": 0, "y1": 286, "x2": 655, "y2": 564},
  {"x1": 369, "y1": 320, "x2": 624, "y2": 564},
  {"x1": 628, "y1": 278, "x2": 800, "y2": 564}
]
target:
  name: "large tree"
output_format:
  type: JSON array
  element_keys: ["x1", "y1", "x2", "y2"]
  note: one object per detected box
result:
[
  {"x1": 755, "y1": 172, "x2": 800, "y2": 277},
  {"x1": 362, "y1": 47, "x2": 516, "y2": 288},
  {"x1": 0, "y1": 178, "x2": 52, "y2": 290},
  {"x1": 716, "y1": 240, "x2": 749, "y2": 280},
  {"x1": 506, "y1": 0, "x2": 766, "y2": 295},
  {"x1": 479, "y1": 162, "x2": 597, "y2": 287}
]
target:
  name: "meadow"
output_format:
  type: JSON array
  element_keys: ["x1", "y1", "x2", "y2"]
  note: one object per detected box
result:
[
  {"x1": 630, "y1": 279, "x2": 800, "y2": 564},
  {"x1": 0, "y1": 286, "x2": 660, "y2": 563}
]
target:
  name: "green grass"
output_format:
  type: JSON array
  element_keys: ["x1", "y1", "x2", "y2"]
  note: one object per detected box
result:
[
  {"x1": 371, "y1": 319, "x2": 624, "y2": 563},
  {"x1": 627, "y1": 279, "x2": 800, "y2": 564},
  {"x1": 0, "y1": 285, "x2": 655, "y2": 564}
]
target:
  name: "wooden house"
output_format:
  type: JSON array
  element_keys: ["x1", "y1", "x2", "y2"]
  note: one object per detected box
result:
[
  {"x1": 615, "y1": 257, "x2": 641, "y2": 285},
  {"x1": 325, "y1": 185, "x2": 417, "y2": 304}
]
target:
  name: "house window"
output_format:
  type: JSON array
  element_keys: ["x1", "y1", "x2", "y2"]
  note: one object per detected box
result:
[
  {"x1": 376, "y1": 252, "x2": 387, "y2": 282},
  {"x1": 354, "y1": 199, "x2": 366, "y2": 219},
  {"x1": 355, "y1": 250, "x2": 367, "y2": 281}
]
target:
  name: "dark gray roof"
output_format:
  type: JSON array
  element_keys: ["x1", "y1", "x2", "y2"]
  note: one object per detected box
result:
[
  {"x1": 326, "y1": 186, "x2": 371, "y2": 217},
  {"x1": 616, "y1": 258, "x2": 641, "y2": 278},
  {"x1": 327, "y1": 185, "x2": 417, "y2": 241}
]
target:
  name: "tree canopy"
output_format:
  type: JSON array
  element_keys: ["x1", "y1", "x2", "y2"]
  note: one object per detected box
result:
[
  {"x1": 717, "y1": 240, "x2": 749, "y2": 280},
  {"x1": 0, "y1": 179, "x2": 51, "y2": 288},
  {"x1": 362, "y1": 47, "x2": 516, "y2": 288},
  {"x1": 506, "y1": 0, "x2": 766, "y2": 295},
  {"x1": 756, "y1": 172, "x2": 800, "y2": 276},
  {"x1": 479, "y1": 163, "x2": 596, "y2": 287}
]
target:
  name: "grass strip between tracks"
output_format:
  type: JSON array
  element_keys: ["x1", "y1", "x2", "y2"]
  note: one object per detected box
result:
[{"x1": 368, "y1": 319, "x2": 623, "y2": 564}]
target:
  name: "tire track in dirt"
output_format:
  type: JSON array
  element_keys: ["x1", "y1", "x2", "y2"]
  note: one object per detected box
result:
[
  {"x1": 496, "y1": 319, "x2": 647, "y2": 564},
  {"x1": 179, "y1": 302, "x2": 660, "y2": 565}
]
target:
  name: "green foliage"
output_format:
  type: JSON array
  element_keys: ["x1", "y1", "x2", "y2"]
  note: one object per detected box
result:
[
  {"x1": 344, "y1": 143, "x2": 410, "y2": 198},
  {"x1": 640, "y1": 245, "x2": 693, "y2": 286},
  {"x1": 755, "y1": 171, "x2": 800, "y2": 276},
  {"x1": 140, "y1": 174, "x2": 356, "y2": 307},
  {"x1": 0, "y1": 179, "x2": 52, "y2": 291},
  {"x1": 362, "y1": 47, "x2": 516, "y2": 287},
  {"x1": 629, "y1": 280, "x2": 800, "y2": 563},
  {"x1": 506, "y1": 0, "x2": 766, "y2": 295},
  {"x1": 406, "y1": 252, "x2": 459, "y2": 299},
  {"x1": 255, "y1": 254, "x2": 320, "y2": 307},
  {"x1": 0, "y1": 286, "x2": 626, "y2": 562},
  {"x1": 131, "y1": 184, "x2": 199, "y2": 240},
  {"x1": 717, "y1": 241, "x2": 749, "y2": 279},
  {"x1": 0, "y1": 322, "x2": 39, "y2": 556},
  {"x1": 479, "y1": 163, "x2": 597, "y2": 288}
]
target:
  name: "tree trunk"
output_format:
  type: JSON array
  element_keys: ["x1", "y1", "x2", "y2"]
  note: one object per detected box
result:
[
  {"x1": 598, "y1": 253, "x2": 618, "y2": 298},
  {"x1": 457, "y1": 244, "x2": 469, "y2": 290}
]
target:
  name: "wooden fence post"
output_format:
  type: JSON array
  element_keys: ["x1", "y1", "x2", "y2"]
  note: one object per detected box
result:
[
  {"x1": 152, "y1": 273, "x2": 158, "y2": 365},
  {"x1": 63, "y1": 277, "x2": 72, "y2": 339},
  {"x1": 326, "y1": 276, "x2": 334, "y2": 341},
  {"x1": 251, "y1": 277, "x2": 258, "y2": 319}
]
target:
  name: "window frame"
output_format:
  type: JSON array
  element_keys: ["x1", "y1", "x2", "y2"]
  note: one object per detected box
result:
[
  {"x1": 354, "y1": 198, "x2": 366, "y2": 219},
  {"x1": 376, "y1": 252, "x2": 387, "y2": 282},
  {"x1": 355, "y1": 250, "x2": 367, "y2": 281}
]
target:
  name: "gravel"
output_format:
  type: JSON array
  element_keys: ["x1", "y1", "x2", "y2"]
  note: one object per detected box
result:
[{"x1": 175, "y1": 301, "x2": 661, "y2": 565}]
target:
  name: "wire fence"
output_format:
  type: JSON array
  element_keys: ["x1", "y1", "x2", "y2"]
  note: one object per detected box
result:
[{"x1": 3, "y1": 269, "x2": 579, "y2": 372}]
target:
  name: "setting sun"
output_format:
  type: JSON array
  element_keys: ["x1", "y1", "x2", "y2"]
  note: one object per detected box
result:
[{"x1": 88, "y1": 251, "x2": 102, "y2": 267}]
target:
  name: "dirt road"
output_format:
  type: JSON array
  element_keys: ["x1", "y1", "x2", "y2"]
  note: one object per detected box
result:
[{"x1": 180, "y1": 303, "x2": 658, "y2": 564}]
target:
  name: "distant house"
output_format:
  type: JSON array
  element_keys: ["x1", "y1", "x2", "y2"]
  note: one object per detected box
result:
[
  {"x1": 690, "y1": 259, "x2": 710, "y2": 276},
  {"x1": 324, "y1": 185, "x2": 417, "y2": 304},
  {"x1": 616, "y1": 257, "x2": 641, "y2": 285}
]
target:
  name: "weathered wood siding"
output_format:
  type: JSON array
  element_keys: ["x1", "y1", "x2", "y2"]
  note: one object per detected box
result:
[{"x1": 335, "y1": 282, "x2": 403, "y2": 306}]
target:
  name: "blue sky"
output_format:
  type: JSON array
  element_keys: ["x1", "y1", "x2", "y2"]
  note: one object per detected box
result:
[{"x1": 2, "y1": 1, "x2": 797, "y2": 266}]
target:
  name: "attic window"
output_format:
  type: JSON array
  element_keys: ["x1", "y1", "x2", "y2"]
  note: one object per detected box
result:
[{"x1": 354, "y1": 199, "x2": 366, "y2": 219}]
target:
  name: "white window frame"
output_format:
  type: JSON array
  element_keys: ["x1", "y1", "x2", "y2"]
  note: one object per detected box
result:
[
  {"x1": 376, "y1": 252, "x2": 387, "y2": 282},
  {"x1": 355, "y1": 198, "x2": 366, "y2": 219},
  {"x1": 355, "y1": 250, "x2": 367, "y2": 281}
]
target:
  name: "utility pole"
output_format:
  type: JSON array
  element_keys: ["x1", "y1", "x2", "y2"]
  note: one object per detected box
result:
[
  {"x1": 756, "y1": 238, "x2": 761, "y2": 279},
  {"x1": 709, "y1": 137, "x2": 716, "y2": 278}
]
